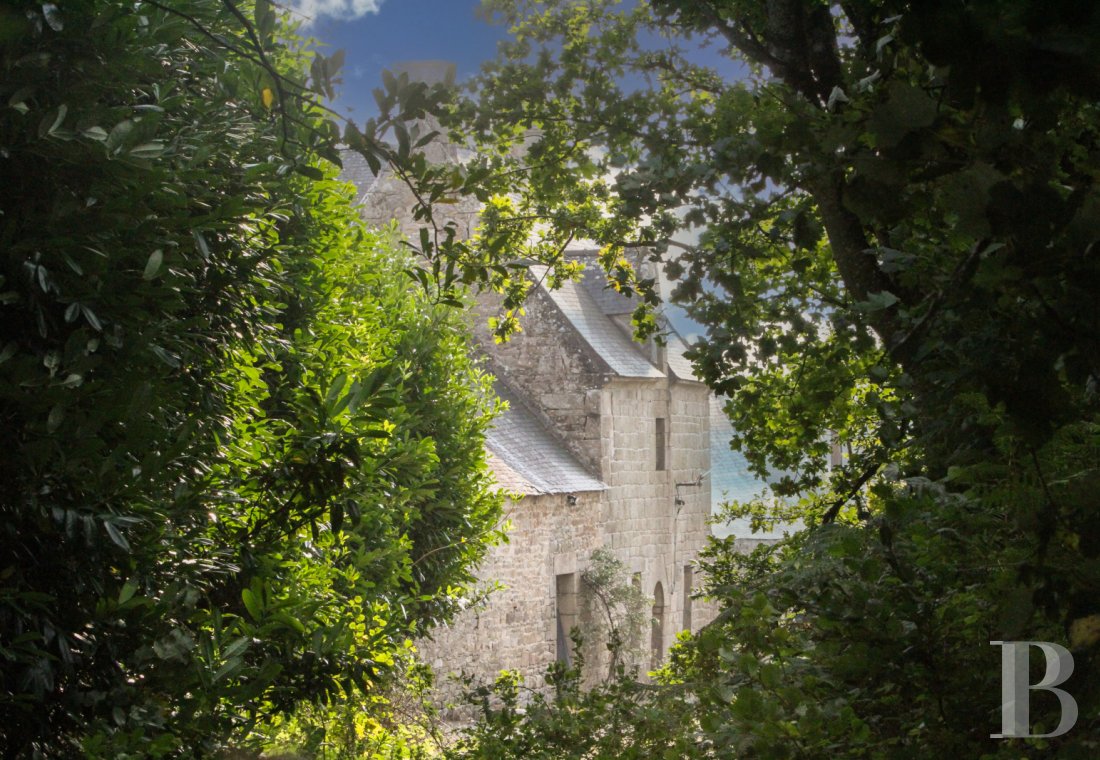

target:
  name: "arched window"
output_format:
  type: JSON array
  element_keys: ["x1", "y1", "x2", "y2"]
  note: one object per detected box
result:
[{"x1": 651, "y1": 581, "x2": 666, "y2": 669}]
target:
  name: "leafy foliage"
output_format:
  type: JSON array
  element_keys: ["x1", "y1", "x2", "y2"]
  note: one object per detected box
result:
[
  {"x1": 579, "y1": 547, "x2": 649, "y2": 680},
  {"x1": 257, "y1": 648, "x2": 439, "y2": 760},
  {"x1": 445, "y1": 641, "x2": 704, "y2": 760},
  {"x1": 436, "y1": 0, "x2": 1100, "y2": 756},
  {"x1": 0, "y1": 1, "x2": 500, "y2": 755}
]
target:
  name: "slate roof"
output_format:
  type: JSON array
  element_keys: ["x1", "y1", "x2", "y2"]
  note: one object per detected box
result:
[
  {"x1": 571, "y1": 258, "x2": 702, "y2": 383},
  {"x1": 486, "y1": 383, "x2": 606, "y2": 496},
  {"x1": 338, "y1": 149, "x2": 379, "y2": 200},
  {"x1": 578, "y1": 263, "x2": 635, "y2": 316},
  {"x1": 664, "y1": 330, "x2": 701, "y2": 383},
  {"x1": 531, "y1": 266, "x2": 665, "y2": 379},
  {"x1": 485, "y1": 451, "x2": 540, "y2": 496}
]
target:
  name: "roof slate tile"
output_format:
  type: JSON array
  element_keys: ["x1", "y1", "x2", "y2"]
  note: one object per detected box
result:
[
  {"x1": 486, "y1": 383, "x2": 606, "y2": 495},
  {"x1": 532, "y1": 266, "x2": 665, "y2": 379}
]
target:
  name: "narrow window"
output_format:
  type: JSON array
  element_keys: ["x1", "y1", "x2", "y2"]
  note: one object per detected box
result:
[
  {"x1": 655, "y1": 417, "x2": 666, "y2": 471},
  {"x1": 682, "y1": 565, "x2": 694, "y2": 631},
  {"x1": 555, "y1": 573, "x2": 577, "y2": 665},
  {"x1": 651, "y1": 581, "x2": 666, "y2": 669}
]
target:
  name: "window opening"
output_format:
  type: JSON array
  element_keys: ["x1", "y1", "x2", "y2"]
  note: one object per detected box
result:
[
  {"x1": 651, "y1": 581, "x2": 666, "y2": 668},
  {"x1": 682, "y1": 565, "x2": 694, "y2": 631},
  {"x1": 656, "y1": 417, "x2": 666, "y2": 471},
  {"x1": 556, "y1": 573, "x2": 577, "y2": 665}
]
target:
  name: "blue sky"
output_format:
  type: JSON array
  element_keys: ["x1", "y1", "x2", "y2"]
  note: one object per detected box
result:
[
  {"x1": 293, "y1": 0, "x2": 745, "y2": 121},
  {"x1": 291, "y1": 0, "x2": 507, "y2": 121}
]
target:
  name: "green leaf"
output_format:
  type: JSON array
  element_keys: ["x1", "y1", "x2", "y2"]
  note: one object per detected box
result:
[
  {"x1": 213, "y1": 656, "x2": 244, "y2": 683},
  {"x1": 37, "y1": 104, "x2": 66, "y2": 138},
  {"x1": 328, "y1": 49, "x2": 346, "y2": 77},
  {"x1": 153, "y1": 629, "x2": 194, "y2": 661},
  {"x1": 8, "y1": 86, "x2": 35, "y2": 111},
  {"x1": 330, "y1": 380, "x2": 356, "y2": 417},
  {"x1": 255, "y1": 0, "x2": 275, "y2": 42},
  {"x1": 41, "y1": 3, "x2": 63, "y2": 32},
  {"x1": 46, "y1": 404, "x2": 64, "y2": 432},
  {"x1": 222, "y1": 636, "x2": 251, "y2": 660},
  {"x1": 192, "y1": 230, "x2": 211, "y2": 260},
  {"x1": 394, "y1": 121, "x2": 410, "y2": 160},
  {"x1": 143, "y1": 249, "x2": 164, "y2": 280},
  {"x1": 80, "y1": 304, "x2": 102, "y2": 331},
  {"x1": 104, "y1": 521, "x2": 130, "y2": 551},
  {"x1": 325, "y1": 372, "x2": 348, "y2": 408},
  {"x1": 274, "y1": 611, "x2": 307, "y2": 635},
  {"x1": 105, "y1": 118, "x2": 133, "y2": 151},
  {"x1": 295, "y1": 163, "x2": 325, "y2": 181},
  {"x1": 129, "y1": 141, "x2": 166, "y2": 159},
  {"x1": 242, "y1": 588, "x2": 262, "y2": 621},
  {"x1": 862, "y1": 291, "x2": 899, "y2": 312},
  {"x1": 150, "y1": 344, "x2": 180, "y2": 369},
  {"x1": 82, "y1": 126, "x2": 108, "y2": 142},
  {"x1": 118, "y1": 579, "x2": 139, "y2": 605}
]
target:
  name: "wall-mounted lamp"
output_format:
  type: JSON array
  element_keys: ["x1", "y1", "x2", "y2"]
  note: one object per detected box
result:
[
  {"x1": 566, "y1": 494, "x2": 578, "y2": 506},
  {"x1": 674, "y1": 471, "x2": 708, "y2": 510}
]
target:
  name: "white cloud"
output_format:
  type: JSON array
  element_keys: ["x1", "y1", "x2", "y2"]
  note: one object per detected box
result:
[{"x1": 289, "y1": 0, "x2": 385, "y2": 25}]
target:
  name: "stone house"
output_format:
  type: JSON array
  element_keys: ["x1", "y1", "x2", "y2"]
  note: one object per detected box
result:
[
  {"x1": 416, "y1": 260, "x2": 715, "y2": 691},
  {"x1": 367, "y1": 254, "x2": 720, "y2": 702},
  {"x1": 338, "y1": 65, "x2": 772, "y2": 692}
]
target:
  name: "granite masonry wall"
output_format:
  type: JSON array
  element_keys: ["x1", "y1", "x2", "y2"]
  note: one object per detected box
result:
[
  {"x1": 417, "y1": 335, "x2": 715, "y2": 696},
  {"x1": 473, "y1": 288, "x2": 611, "y2": 475},
  {"x1": 599, "y1": 378, "x2": 712, "y2": 659},
  {"x1": 416, "y1": 489, "x2": 604, "y2": 703}
]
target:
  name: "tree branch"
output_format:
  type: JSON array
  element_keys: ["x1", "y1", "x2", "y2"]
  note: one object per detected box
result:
[
  {"x1": 822, "y1": 460, "x2": 881, "y2": 524},
  {"x1": 804, "y1": 171, "x2": 908, "y2": 350}
]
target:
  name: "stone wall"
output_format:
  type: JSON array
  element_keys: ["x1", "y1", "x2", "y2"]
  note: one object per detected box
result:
[
  {"x1": 417, "y1": 489, "x2": 604, "y2": 705},
  {"x1": 669, "y1": 380, "x2": 714, "y2": 638},
  {"x1": 473, "y1": 288, "x2": 610, "y2": 475},
  {"x1": 358, "y1": 166, "x2": 481, "y2": 244},
  {"x1": 417, "y1": 377, "x2": 716, "y2": 696},
  {"x1": 598, "y1": 378, "x2": 712, "y2": 659}
]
